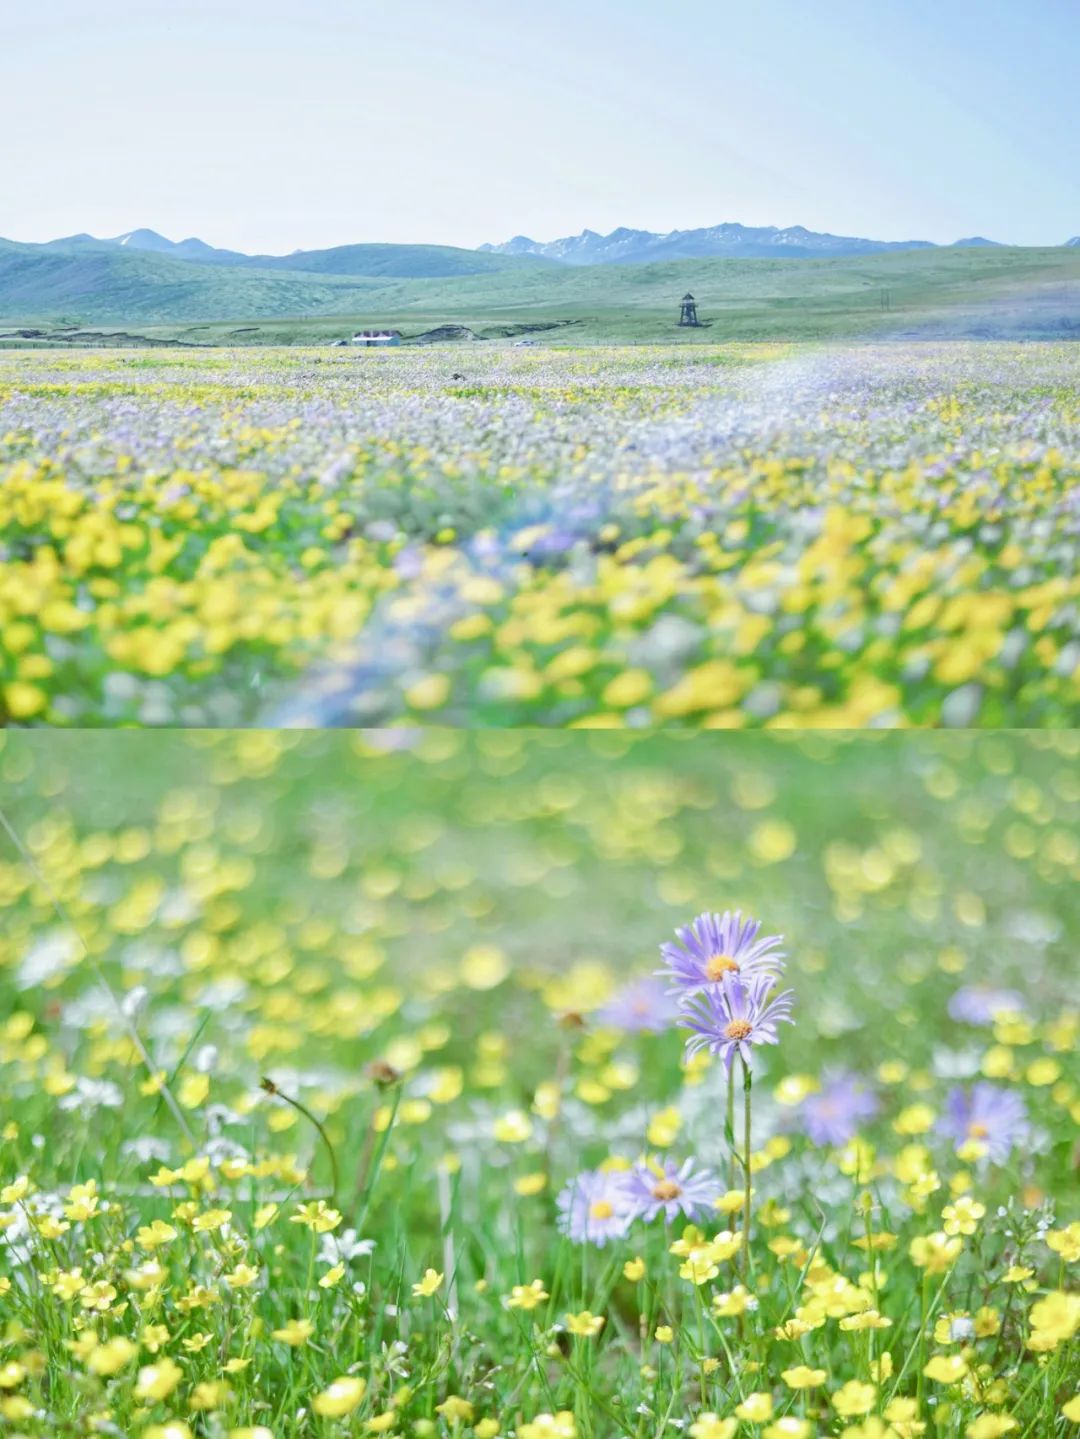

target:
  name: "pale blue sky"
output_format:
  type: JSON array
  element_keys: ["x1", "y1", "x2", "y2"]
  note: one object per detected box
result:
[{"x1": 3, "y1": 0, "x2": 1077, "y2": 253}]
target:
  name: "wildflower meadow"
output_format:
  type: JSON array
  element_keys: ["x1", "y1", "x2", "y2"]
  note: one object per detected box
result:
[
  {"x1": 2, "y1": 341, "x2": 1079, "y2": 729},
  {"x1": 0, "y1": 729, "x2": 1077, "y2": 1438}
]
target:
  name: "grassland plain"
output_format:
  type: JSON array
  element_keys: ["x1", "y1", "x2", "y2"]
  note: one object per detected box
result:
[
  {"x1": 1, "y1": 340, "x2": 1079, "y2": 728},
  {"x1": 0, "y1": 728, "x2": 1077, "y2": 1438},
  {"x1": 1, "y1": 245, "x2": 1078, "y2": 343}
]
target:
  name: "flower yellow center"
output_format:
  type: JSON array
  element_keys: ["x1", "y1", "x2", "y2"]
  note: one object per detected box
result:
[
  {"x1": 724, "y1": 1019, "x2": 753, "y2": 1041},
  {"x1": 967, "y1": 1122, "x2": 989, "y2": 1139},
  {"x1": 589, "y1": 1200, "x2": 614, "y2": 1220},
  {"x1": 652, "y1": 1179, "x2": 681, "y2": 1201},
  {"x1": 705, "y1": 954, "x2": 739, "y2": 981}
]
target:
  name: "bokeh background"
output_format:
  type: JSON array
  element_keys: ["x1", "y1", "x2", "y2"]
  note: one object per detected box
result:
[{"x1": 1, "y1": 730, "x2": 1076, "y2": 1094}]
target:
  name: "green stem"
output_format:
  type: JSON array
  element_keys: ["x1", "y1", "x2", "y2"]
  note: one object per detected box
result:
[
  {"x1": 742, "y1": 1057, "x2": 752, "y2": 1284},
  {"x1": 727, "y1": 1068, "x2": 737, "y2": 1190},
  {"x1": 261, "y1": 1076, "x2": 339, "y2": 1203}
]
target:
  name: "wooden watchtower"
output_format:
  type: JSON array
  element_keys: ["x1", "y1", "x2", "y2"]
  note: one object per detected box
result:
[{"x1": 678, "y1": 292, "x2": 700, "y2": 327}]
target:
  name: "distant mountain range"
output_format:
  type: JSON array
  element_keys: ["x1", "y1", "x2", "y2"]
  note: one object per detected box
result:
[
  {"x1": 1, "y1": 223, "x2": 1077, "y2": 330},
  {"x1": 37, "y1": 228, "x2": 547, "y2": 276},
  {"x1": 23, "y1": 223, "x2": 1080, "y2": 275},
  {"x1": 477, "y1": 223, "x2": 1041, "y2": 264}
]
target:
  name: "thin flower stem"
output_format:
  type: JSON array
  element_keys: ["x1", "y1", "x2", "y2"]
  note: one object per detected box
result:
[
  {"x1": 727, "y1": 1068, "x2": 737, "y2": 1190},
  {"x1": 262, "y1": 1077, "x2": 339, "y2": 1203},
  {"x1": 742, "y1": 1055, "x2": 752, "y2": 1283}
]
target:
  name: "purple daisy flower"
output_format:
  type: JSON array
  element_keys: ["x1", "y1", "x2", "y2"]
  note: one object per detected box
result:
[
  {"x1": 798, "y1": 1071, "x2": 878, "y2": 1147},
  {"x1": 596, "y1": 976, "x2": 681, "y2": 1033},
  {"x1": 555, "y1": 1169, "x2": 634, "y2": 1247},
  {"x1": 658, "y1": 911, "x2": 785, "y2": 1001},
  {"x1": 939, "y1": 1082, "x2": 1029, "y2": 1164},
  {"x1": 947, "y1": 986, "x2": 1027, "y2": 1026},
  {"x1": 681, "y1": 973, "x2": 795, "y2": 1073},
  {"x1": 623, "y1": 1157, "x2": 722, "y2": 1222}
]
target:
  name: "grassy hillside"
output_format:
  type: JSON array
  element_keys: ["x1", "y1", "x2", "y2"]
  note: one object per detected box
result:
[
  {"x1": 1, "y1": 239, "x2": 1078, "y2": 342},
  {"x1": 0, "y1": 237, "x2": 552, "y2": 325}
]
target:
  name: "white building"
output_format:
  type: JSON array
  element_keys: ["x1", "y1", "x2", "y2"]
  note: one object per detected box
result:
[{"x1": 351, "y1": 330, "x2": 401, "y2": 347}]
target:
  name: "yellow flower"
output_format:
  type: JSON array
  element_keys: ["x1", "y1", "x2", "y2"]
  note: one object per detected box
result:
[
  {"x1": 366, "y1": 1409, "x2": 397, "y2": 1432},
  {"x1": 405, "y1": 673, "x2": 450, "y2": 710},
  {"x1": 841, "y1": 1310, "x2": 891, "y2": 1332},
  {"x1": 1046, "y1": 1224, "x2": 1080, "y2": 1262},
  {"x1": 493, "y1": 1110, "x2": 533, "y2": 1143},
  {"x1": 290, "y1": 1200, "x2": 342, "y2": 1232},
  {"x1": 0, "y1": 1177, "x2": 31, "y2": 1204},
  {"x1": 966, "y1": 1417, "x2": 1018, "y2": 1438},
  {"x1": 712, "y1": 1285, "x2": 752, "y2": 1317},
  {"x1": 565, "y1": 1311, "x2": 605, "y2": 1337},
  {"x1": 508, "y1": 1279, "x2": 548, "y2": 1310},
  {"x1": 782, "y1": 1365, "x2": 826, "y2": 1388},
  {"x1": 312, "y1": 1375, "x2": 367, "y2": 1417},
  {"x1": 86, "y1": 1337, "x2": 137, "y2": 1376},
  {"x1": 178, "y1": 1073, "x2": 210, "y2": 1108},
  {"x1": 436, "y1": 1396, "x2": 475, "y2": 1422},
  {"x1": 517, "y1": 1413, "x2": 576, "y2": 1439},
  {"x1": 225, "y1": 1264, "x2": 259, "y2": 1288},
  {"x1": 832, "y1": 1381, "x2": 877, "y2": 1417},
  {"x1": 941, "y1": 1196, "x2": 985, "y2": 1236},
  {"x1": 190, "y1": 1380, "x2": 229, "y2": 1410},
  {"x1": 144, "y1": 1426, "x2": 192, "y2": 1439},
  {"x1": 320, "y1": 1263, "x2": 346, "y2": 1288},
  {"x1": 79, "y1": 1281, "x2": 118, "y2": 1311},
  {"x1": 253, "y1": 1203, "x2": 279, "y2": 1230},
  {"x1": 272, "y1": 1318, "x2": 314, "y2": 1346},
  {"x1": 883, "y1": 1397, "x2": 922, "y2": 1433},
  {"x1": 735, "y1": 1393, "x2": 773, "y2": 1423},
  {"x1": 137, "y1": 1358, "x2": 184, "y2": 1401},
  {"x1": 894, "y1": 1103, "x2": 935, "y2": 1135},
  {"x1": 138, "y1": 1219, "x2": 178, "y2": 1249},
  {"x1": 646, "y1": 1107, "x2": 681, "y2": 1147},
  {"x1": 909, "y1": 1232, "x2": 963, "y2": 1273},
  {"x1": 1028, "y1": 1291, "x2": 1080, "y2": 1350},
  {"x1": 1002, "y1": 1265, "x2": 1034, "y2": 1284},
  {"x1": 191, "y1": 1208, "x2": 231, "y2": 1233},
  {"x1": 870, "y1": 1354, "x2": 893, "y2": 1383},
  {"x1": 1062, "y1": 1396, "x2": 1080, "y2": 1423},
  {"x1": 514, "y1": 1173, "x2": 547, "y2": 1196},
  {"x1": 64, "y1": 1179, "x2": 100, "y2": 1221},
  {"x1": 413, "y1": 1268, "x2": 444, "y2": 1298},
  {"x1": 655, "y1": 1325, "x2": 674, "y2": 1344},
  {"x1": 688, "y1": 1417, "x2": 736, "y2": 1439},
  {"x1": 623, "y1": 1257, "x2": 646, "y2": 1282},
  {"x1": 764, "y1": 1421, "x2": 812, "y2": 1439},
  {"x1": 924, "y1": 1353, "x2": 968, "y2": 1385}
]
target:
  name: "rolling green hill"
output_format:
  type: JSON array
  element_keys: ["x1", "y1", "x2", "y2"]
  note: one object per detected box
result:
[
  {"x1": 0, "y1": 236, "x2": 554, "y2": 326},
  {"x1": 1, "y1": 234, "x2": 1078, "y2": 343}
]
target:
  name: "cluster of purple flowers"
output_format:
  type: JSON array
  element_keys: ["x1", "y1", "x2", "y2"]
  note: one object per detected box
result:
[
  {"x1": 797, "y1": 1070, "x2": 880, "y2": 1147},
  {"x1": 940, "y1": 1081, "x2": 1029, "y2": 1164},
  {"x1": 947, "y1": 985, "x2": 1028, "y2": 1026},
  {"x1": 556, "y1": 1156, "x2": 723, "y2": 1245},
  {"x1": 556, "y1": 911, "x2": 1031, "y2": 1252},
  {"x1": 658, "y1": 910, "x2": 795, "y2": 1073}
]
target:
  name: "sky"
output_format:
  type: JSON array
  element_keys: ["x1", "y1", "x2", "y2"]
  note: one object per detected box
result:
[{"x1": 3, "y1": 0, "x2": 1078, "y2": 254}]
